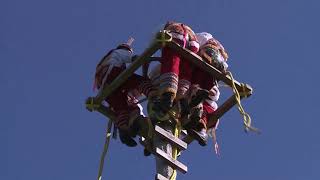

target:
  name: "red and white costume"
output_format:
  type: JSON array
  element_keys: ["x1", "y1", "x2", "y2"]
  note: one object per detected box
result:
[
  {"x1": 159, "y1": 21, "x2": 200, "y2": 99},
  {"x1": 94, "y1": 47, "x2": 153, "y2": 131},
  {"x1": 192, "y1": 32, "x2": 229, "y2": 130}
]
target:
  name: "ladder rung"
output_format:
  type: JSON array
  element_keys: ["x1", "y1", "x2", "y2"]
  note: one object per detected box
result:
[
  {"x1": 155, "y1": 148, "x2": 188, "y2": 174},
  {"x1": 155, "y1": 173, "x2": 169, "y2": 180},
  {"x1": 155, "y1": 125, "x2": 187, "y2": 150}
]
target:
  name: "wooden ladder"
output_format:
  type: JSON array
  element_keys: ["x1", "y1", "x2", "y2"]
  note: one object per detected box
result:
[{"x1": 141, "y1": 125, "x2": 188, "y2": 180}]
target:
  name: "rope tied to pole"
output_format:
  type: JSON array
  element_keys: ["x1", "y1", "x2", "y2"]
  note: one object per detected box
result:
[
  {"x1": 170, "y1": 121, "x2": 181, "y2": 180},
  {"x1": 163, "y1": 107, "x2": 182, "y2": 180},
  {"x1": 157, "y1": 30, "x2": 172, "y2": 47},
  {"x1": 227, "y1": 71, "x2": 260, "y2": 134},
  {"x1": 86, "y1": 97, "x2": 100, "y2": 112}
]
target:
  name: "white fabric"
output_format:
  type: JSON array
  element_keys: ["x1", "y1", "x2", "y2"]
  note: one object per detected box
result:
[
  {"x1": 189, "y1": 40, "x2": 200, "y2": 49},
  {"x1": 98, "y1": 49, "x2": 132, "y2": 92},
  {"x1": 137, "y1": 103, "x2": 145, "y2": 116},
  {"x1": 99, "y1": 49, "x2": 132, "y2": 68},
  {"x1": 205, "y1": 85, "x2": 220, "y2": 109},
  {"x1": 196, "y1": 32, "x2": 213, "y2": 46},
  {"x1": 169, "y1": 32, "x2": 199, "y2": 50},
  {"x1": 128, "y1": 91, "x2": 145, "y2": 117},
  {"x1": 170, "y1": 32, "x2": 189, "y2": 41}
]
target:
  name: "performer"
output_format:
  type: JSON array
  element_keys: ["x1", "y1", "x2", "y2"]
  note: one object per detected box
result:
[
  {"x1": 94, "y1": 38, "x2": 153, "y2": 147},
  {"x1": 186, "y1": 32, "x2": 229, "y2": 146},
  {"x1": 156, "y1": 21, "x2": 200, "y2": 116}
]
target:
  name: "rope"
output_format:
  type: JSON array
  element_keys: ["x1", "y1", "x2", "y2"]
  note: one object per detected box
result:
[
  {"x1": 170, "y1": 121, "x2": 181, "y2": 180},
  {"x1": 157, "y1": 30, "x2": 172, "y2": 47},
  {"x1": 86, "y1": 97, "x2": 100, "y2": 111},
  {"x1": 97, "y1": 120, "x2": 113, "y2": 180},
  {"x1": 227, "y1": 71, "x2": 260, "y2": 133}
]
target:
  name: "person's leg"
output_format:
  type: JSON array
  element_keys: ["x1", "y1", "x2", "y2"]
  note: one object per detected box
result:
[
  {"x1": 104, "y1": 67, "x2": 138, "y2": 147},
  {"x1": 157, "y1": 46, "x2": 181, "y2": 112},
  {"x1": 187, "y1": 102, "x2": 212, "y2": 146},
  {"x1": 106, "y1": 91, "x2": 138, "y2": 147},
  {"x1": 177, "y1": 60, "x2": 192, "y2": 100},
  {"x1": 124, "y1": 73, "x2": 155, "y2": 98}
]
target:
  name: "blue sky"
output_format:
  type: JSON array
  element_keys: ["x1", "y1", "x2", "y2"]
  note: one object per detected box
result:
[{"x1": 2, "y1": 0, "x2": 320, "y2": 179}]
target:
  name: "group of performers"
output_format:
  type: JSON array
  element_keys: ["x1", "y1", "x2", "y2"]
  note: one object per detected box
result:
[{"x1": 93, "y1": 21, "x2": 229, "y2": 149}]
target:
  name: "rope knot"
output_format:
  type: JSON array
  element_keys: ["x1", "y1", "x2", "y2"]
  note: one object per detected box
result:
[
  {"x1": 85, "y1": 97, "x2": 100, "y2": 112},
  {"x1": 157, "y1": 30, "x2": 172, "y2": 47}
]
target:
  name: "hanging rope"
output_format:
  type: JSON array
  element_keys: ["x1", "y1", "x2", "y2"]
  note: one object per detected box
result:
[
  {"x1": 97, "y1": 120, "x2": 113, "y2": 180},
  {"x1": 227, "y1": 71, "x2": 260, "y2": 133}
]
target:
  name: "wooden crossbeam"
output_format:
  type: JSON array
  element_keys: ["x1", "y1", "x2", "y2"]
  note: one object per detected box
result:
[
  {"x1": 95, "y1": 40, "x2": 162, "y2": 104},
  {"x1": 155, "y1": 125, "x2": 187, "y2": 151},
  {"x1": 207, "y1": 95, "x2": 239, "y2": 128},
  {"x1": 155, "y1": 148, "x2": 188, "y2": 174},
  {"x1": 166, "y1": 41, "x2": 252, "y2": 95},
  {"x1": 206, "y1": 83, "x2": 251, "y2": 128}
]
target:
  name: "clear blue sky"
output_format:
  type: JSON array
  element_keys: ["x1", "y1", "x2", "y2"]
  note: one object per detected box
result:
[{"x1": 2, "y1": 0, "x2": 320, "y2": 179}]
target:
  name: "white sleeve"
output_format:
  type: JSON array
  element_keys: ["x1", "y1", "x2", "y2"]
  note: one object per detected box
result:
[
  {"x1": 205, "y1": 85, "x2": 220, "y2": 110},
  {"x1": 196, "y1": 32, "x2": 213, "y2": 46},
  {"x1": 113, "y1": 49, "x2": 133, "y2": 64},
  {"x1": 209, "y1": 85, "x2": 220, "y2": 102}
]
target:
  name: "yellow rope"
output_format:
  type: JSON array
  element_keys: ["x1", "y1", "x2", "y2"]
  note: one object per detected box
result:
[
  {"x1": 86, "y1": 97, "x2": 100, "y2": 111},
  {"x1": 227, "y1": 71, "x2": 260, "y2": 133},
  {"x1": 97, "y1": 120, "x2": 113, "y2": 180},
  {"x1": 170, "y1": 121, "x2": 181, "y2": 180},
  {"x1": 157, "y1": 30, "x2": 172, "y2": 47}
]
